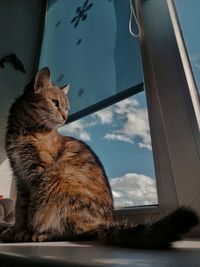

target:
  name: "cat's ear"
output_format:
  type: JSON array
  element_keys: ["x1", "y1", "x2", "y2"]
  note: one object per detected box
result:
[
  {"x1": 60, "y1": 84, "x2": 70, "y2": 95},
  {"x1": 34, "y1": 67, "x2": 51, "y2": 93}
]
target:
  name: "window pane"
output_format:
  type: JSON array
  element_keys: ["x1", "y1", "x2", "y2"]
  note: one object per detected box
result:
[
  {"x1": 39, "y1": 0, "x2": 143, "y2": 119},
  {"x1": 174, "y1": 0, "x2": 200, "y2": 94},
  {"x1": 59, "y1": 92, "x2": 158, "y2": 208}
]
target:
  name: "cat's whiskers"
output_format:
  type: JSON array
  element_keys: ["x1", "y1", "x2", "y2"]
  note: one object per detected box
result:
[{"x1": 33, "y1": 117, "x2": 51, "y2": 130}]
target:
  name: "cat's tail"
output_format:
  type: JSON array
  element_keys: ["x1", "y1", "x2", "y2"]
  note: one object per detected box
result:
[
  {"x1": 80, "y1": 207, "x2": 198, "y2": 249},
  {"x1": 98, "y1": 207, "x2": 199, "y2": 249}
]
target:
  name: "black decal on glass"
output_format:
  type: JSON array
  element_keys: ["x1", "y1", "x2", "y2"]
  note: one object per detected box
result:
[{"x1": 71, "y1": 0, "x2": 94, "y2": 28}]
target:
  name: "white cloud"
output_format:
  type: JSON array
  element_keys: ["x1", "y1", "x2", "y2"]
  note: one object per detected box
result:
[
  {"x1": 104, "y1": 133, "x2": 133, "y2": 144},
  {"x1": 110, "y1": 172, "x2": 158, "y2": 208},
  {"x1": 138, "y1": 142, "x2": 152, "y2": 150},
  {"x1": 114, "y1": 98, "x2": 140, "y2": 114},
  {"x1": 122, "y1": 108, "x2": 151, "y2": 150},
  {"x1": 60, "y1": 120, "x2": 91, "y2": 141},
  {"x1": 103, "y1": 97, "x2": 152, "y2": 150},
  {"x1": 60, "y1": 108, "x2": 113, "y2": 141},
  {"x1": 0, "y1": 159, "x2": 13, "y2": 198},
  {"x1": 93, "y1": 109, "x2": 113, "y2": 124},
  {"x1": 61, "y1": 95, "x2": 152, "y2": 150}
]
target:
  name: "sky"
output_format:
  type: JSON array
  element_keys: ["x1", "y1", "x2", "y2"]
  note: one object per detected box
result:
[{"x1": 60, "y1": 91, "x2": 158, "y2": 208}]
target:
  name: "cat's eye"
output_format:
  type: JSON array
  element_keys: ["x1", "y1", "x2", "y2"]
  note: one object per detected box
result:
[{"x1": 52, "y1": 99, "x2": 59, "y2": 108}]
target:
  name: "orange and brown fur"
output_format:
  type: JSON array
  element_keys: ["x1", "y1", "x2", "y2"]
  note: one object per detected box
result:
[{"x1": 0, "y1": 67, "x2": 198, "y2": 248}]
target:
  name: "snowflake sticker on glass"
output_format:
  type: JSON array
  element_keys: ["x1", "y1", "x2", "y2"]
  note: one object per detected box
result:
[{"x1": 71, "y1": 0, "x2": 94, "y2": 28}]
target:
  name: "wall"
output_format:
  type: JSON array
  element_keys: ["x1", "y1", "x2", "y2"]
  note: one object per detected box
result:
[{"x1": 0, "y1": 0, "x2": 45, "y2": 196}]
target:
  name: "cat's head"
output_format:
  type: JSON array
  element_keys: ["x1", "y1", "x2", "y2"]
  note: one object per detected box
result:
[{"x1": 24, "y1": 67, "x2": 70, "y2": 130}]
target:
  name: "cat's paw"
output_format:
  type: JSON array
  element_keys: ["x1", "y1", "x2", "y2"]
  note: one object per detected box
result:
[
  {"x1": 32, "y1": 232, "x2": 53, "y2": 242},
  {"x1": 0, "y1": 227, "x2": 31, "y2": 243},
  {"x1": 14, "y1": 228, "x2": 31, "y2": 242}
]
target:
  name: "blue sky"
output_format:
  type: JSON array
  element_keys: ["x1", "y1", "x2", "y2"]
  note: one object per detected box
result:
[
  {"x1": 60, "y1": 92, "x2": 155, "y2": 179},
  {"x1": 60, "y1": 91, "x2": 157, "y2": 208}
]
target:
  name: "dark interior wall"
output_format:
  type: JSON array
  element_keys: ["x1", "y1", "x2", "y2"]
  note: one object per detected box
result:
[{"x1": 0, "y1": 0, "x2": 45, "y2": 164}]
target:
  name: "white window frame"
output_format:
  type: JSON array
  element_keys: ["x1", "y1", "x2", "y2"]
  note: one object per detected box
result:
[{"x1": 115, "y1": 0, "x2": 200, "y2": 237}]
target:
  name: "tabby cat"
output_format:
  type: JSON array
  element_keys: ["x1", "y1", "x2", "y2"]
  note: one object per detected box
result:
[{"x1": 0, "y1": 67, "x2": 198, "y2": 248}]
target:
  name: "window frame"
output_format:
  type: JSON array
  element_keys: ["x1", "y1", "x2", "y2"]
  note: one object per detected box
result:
[
  {"x1": 115, "y1": 0, "x2": 179, "y2": 219},
  {"x1": 67, "y1": 84, "x2": 144, "y2": 124},
  {"x1": 115, "y1": 0, "x2": 200, "y2": 236},
  {"x1": 115, "y1": 0, "x2": 200, "y2": 237},
  {"x1": 41, "y1": 0, "x2": 200, "y2": 231}
]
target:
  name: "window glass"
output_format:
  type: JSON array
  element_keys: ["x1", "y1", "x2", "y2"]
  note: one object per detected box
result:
[
  {"x1": 39, "y1": 0, "x2": 143, "y2": 119},
  {"x1": 174, "y1": 0, "x2": 200, "y2": 95},
  {"x1": 40, "y1": 0, "x2": 157, "y2": 208},
  {"x1": 60, "y1": 91, "x2": 158, "y2": 208}
]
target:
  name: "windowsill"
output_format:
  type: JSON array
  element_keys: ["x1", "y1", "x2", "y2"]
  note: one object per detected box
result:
[{"x1": 0, "y1": 239, "x2": 200, "y2": 267}]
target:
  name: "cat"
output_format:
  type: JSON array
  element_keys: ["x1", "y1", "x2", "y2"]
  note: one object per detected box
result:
[{"x1": 0, "y1": 67, "x2": 198, "y2": 248}]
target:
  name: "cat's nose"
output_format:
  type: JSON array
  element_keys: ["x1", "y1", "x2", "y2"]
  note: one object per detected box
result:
[{"x1": 62, "y1": 113, "x2": 67, "y2": 122}]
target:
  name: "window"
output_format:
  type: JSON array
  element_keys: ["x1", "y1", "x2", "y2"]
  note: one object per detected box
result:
[
  {"x1": 39, "y1": 0, "x2": 143, "y2": 120},
  {"x1": 0, "y1": 0, "x2": 199, "y2": 235},
  {"x1": 133, "y1": 0, "x2": 200, "y2": 225},
  {"x1": 40, "y1": 0, "x2": 159, "y2": 210},
  {"x1": 39, "y1": 0, "x2": 200, "y2": 229}
]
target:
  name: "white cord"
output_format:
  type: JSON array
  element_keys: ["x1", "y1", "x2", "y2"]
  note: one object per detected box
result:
[{"x1": 129, "y1": 0, "x2": 141, "y2": 38}]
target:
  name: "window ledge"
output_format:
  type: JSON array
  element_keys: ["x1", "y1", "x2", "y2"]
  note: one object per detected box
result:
[{"x1": 0, "y1": 239, "x2": 200, "y2": 267}]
